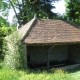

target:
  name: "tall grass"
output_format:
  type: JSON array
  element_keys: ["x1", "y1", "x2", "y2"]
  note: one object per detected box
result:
[
  {"x1": 0, "y1": 67, "x2": 19, "y2": 80},
  {"x1": 0, "y1": 66, "x2": 80, "y2": 80}
]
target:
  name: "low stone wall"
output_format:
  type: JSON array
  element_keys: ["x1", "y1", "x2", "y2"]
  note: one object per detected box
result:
[{"x1": 27, "y1": 45, "x2": 68, "y2": 66}]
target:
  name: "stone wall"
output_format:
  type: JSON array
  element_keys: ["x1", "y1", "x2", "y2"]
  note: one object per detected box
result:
[{"x1": 27, "y1": 45, "x2": 68, "y2": 66}]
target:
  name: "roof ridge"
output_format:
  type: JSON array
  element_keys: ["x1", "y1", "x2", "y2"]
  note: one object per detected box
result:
[{"x1": 18, "y1": 17, "x2": 37, "y2": 40}]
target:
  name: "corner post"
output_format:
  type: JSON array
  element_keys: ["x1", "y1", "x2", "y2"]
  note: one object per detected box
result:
[{"x1": 23, "y1": 45, "x2": 27, "y2": 68}]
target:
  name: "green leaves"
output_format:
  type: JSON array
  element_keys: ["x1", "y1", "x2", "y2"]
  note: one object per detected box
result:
[
  {"x1": 17, "y1": 0, "x2": 58, "y2": 25},
  {"x1": 7, "y1": 0, "x2": 59, "y2": 25},
  {"x1": 0, "y1": 0, "x2": 8, "y2": 11},
  {"x1": 65, "y1": 0, "x2": 80, "y2": 25},
  {"x1": 4, "y1": 32, "x2": 24, "y2": 69},
  {"x1": 0, "y1": 27, "x2": 13, "y2": 61},
  {"x1": 0, "y1": 0, "x2": 60, "y2": 25},
  {"x1": 0, "y1": 0, "x2": 10, "y2": 14},
  {"x1": 0, "y1": 16, "x2": 9, "y2": 27}
]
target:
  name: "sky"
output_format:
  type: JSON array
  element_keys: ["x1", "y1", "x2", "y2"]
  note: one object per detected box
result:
[
  {"x1": 52, "y1": 0, "x2": 66, "y2": 15},
  {"x1": 8, "y1": 0, "x2": 66, "y2": 23},
  {"x1": 8, "y1": 9, "x2": 18, "y2": 23}
]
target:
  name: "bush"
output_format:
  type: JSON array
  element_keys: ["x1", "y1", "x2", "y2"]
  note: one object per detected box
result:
[
  {"x1": 0, "y1": 27, "x2": 13, "y2": 60},
  {"x1": 4, "y1": 32, "x2": 24, "y2": 69}
]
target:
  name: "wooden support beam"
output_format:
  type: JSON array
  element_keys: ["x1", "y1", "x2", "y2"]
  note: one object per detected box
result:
[
  {"x1": 47, "y1": 49, "x2": 49, "y2": 70},
  {"x1": 46, "y1": 45, "x2": 55, "y2": 71}
]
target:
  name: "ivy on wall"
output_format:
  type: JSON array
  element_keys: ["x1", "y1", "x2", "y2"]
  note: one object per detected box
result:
[{"x1": 3, "y1": 32, "x2": 24, "y2": 69}]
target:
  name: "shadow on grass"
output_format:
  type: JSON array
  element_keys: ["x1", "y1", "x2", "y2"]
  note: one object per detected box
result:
[
  {"x1": 66, "y1": 67, "x2": 80, "y2": 73},
  {"x1": 23, "y1": 67, "x2": 80, "y2": 75},
  {"x1": 23, "y1": 69, "x2": 48, "y2": 74},
  {"x1": 19, "y1": 65, "x2": 80, "y2": 75},
  {"x1": 21, "y1": 67, "x2": 55, "y2": 74},
  {"x1": 23, "y1": 66, "x2": 76, "y2": 75}
]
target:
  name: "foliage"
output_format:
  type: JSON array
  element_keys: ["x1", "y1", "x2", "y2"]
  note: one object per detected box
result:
[
  {"x1": 0, "y1": 0, "x2": 10, "y2": 22},
  {"x1": 4, "y1": 32, "x2": 24, "y2": 69},
  {"x1": 65, "y1": 0, "x2": 80, "y2": 25},
  {"x1": 0, "y1": 16, "x2": 9, "y2": 27},
  {"x1": 0, "y1": 1, "x2": 10, "y2": 27},
  {"x1": 3, "y1": 0, "x2": 60, "y2": 25},
  {"x1": 0, "y1": 0, "x2": 61, "y2": 26},
  {"x1": 0, "y1": 0, "x2": 9, "y2": 11},
  {"x1": 0, "y1": 27, "x2": 13, "y2": 60},
  {"x1": 16, "y1": 0, "x2": 57, "y2": 25}
]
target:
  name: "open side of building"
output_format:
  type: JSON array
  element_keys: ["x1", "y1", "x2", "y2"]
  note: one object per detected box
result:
[{"x1": 26, "y1": 44, "x2": 80, "y2": 69}]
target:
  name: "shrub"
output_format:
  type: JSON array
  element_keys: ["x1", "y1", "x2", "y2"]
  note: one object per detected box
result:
[
  {"x1": 0, "y1": 27, "x2": 13, "y2": 60},
  {"x1": 3, "y1": 32, "x2": 24, "y2": 69}
]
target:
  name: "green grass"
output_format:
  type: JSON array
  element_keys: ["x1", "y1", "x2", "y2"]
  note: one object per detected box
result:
[{"x1": 0, "y1": 66, "x2": 80, "y2": 80}]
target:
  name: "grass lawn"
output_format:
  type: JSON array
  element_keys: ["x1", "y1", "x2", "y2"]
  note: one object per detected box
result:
[{"x1": 0, "y1": 66, "x2": 80, "y2": 80}]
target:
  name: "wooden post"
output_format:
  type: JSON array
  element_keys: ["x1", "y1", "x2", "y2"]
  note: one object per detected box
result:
[
  {"x1": 47, "y1": 48, "x2": 49, "y2": 70},
  {"x1": 46, "y1": 45, "x2": 55, "y2": 70}
]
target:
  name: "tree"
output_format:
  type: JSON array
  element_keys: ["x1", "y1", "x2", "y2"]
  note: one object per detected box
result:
[
  {"x1": 0, "y1": 0, "x2": 10, "y2": 19},
  {"x1": 0, "y1": 0, "x2": 61, "y2": 26},
  {"x1": 8, "y1": 0, "x2": 60, "y2": 25},
  {"x1": 0, "y1": 0, "x2": 11, "y2": 27},
  {"x1": 65, "y1": 0, "x2": 80, "y2": 25}
]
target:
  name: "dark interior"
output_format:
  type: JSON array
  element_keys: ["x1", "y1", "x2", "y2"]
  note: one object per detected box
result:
[{"x1": 27, "y1": 44, "x2": 80, "y2": 69}]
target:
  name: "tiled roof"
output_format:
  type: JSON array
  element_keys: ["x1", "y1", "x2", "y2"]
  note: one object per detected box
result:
[
  {"x1": 22, "y1": 19, "x2": 80, "y2": 44},
  {"x1": 18, "y1": 18, "x2": 36, "y2": 39}
]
